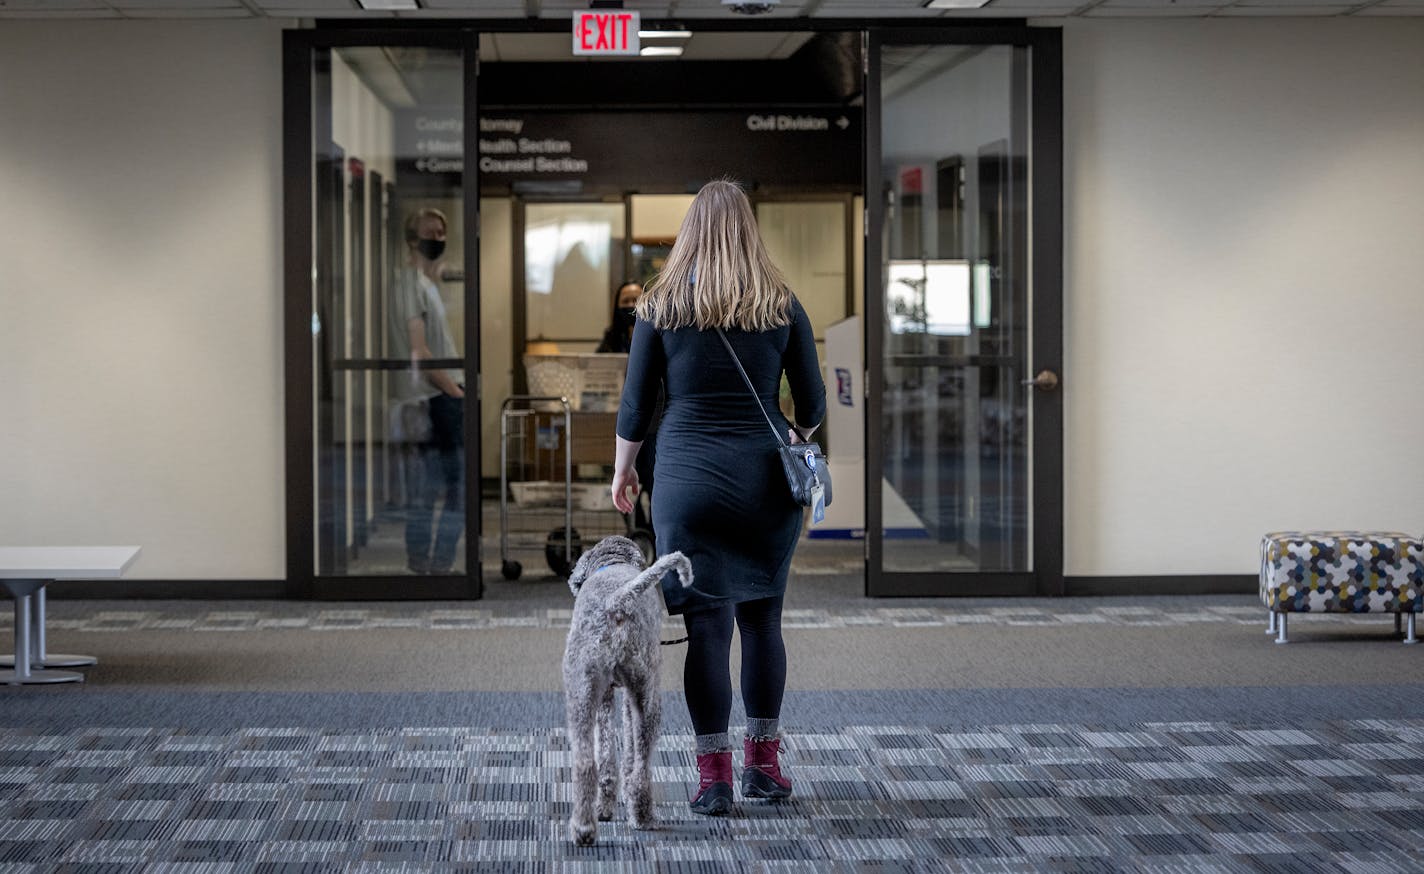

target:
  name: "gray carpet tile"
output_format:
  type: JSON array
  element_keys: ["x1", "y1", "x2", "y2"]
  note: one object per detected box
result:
[
  {"x1": 0, "y1": 720, "x2": 1421, "y2": 870},
  {"x1": 4, "y1": 686, "x2": 1424, "y2": 731},
  {"x1": 14, "y1": 598, "x2": 1310, "y2": 635}
]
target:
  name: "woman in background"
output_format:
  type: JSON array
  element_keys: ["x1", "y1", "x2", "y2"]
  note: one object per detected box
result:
[{"x1": 597, "y1": 280, "x2": 644, "y2": 354}]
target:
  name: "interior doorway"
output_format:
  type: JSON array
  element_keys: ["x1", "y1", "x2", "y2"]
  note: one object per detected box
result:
[{"x1": 284, "y1": 22, "x2": 1061, "y2": 600}]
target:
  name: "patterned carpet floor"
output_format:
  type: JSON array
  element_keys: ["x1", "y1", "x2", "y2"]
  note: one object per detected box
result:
[
  {"x1": 2, "y1": 719, "x2": 1423, "y2": 872},
  {"x1": 3, "y1": 595, "x2": 1422, "y2": 872}
]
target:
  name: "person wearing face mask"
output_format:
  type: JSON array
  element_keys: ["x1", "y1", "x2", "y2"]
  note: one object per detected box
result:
[
  {"x1": 598, "y1": 281, "x2": 658, "y2": 538},
  {"x1": 597, "y1": 280, "x2": 644, "y2": 354},
  {"x1": 388, "y1": 207, "x2": 465, "y2": 575}
]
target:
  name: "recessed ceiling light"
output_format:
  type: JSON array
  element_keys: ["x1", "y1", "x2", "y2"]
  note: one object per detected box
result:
[
  {"x1": 923, "y1": 0, "x2": 993, "y2": 8},
  {"x1": 357, "y1": 0, "x2": 419, "y2": 9},
  {"x1": 640, "y1": 46, "x2": 684, "y2": 57},
  {"x1": 638, "y1": 29, "x2": 692, "y2": 39}
]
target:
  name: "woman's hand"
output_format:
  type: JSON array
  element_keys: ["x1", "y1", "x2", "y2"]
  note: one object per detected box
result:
[
  {"x1": 788, "y1": 423, "x2": 818, "y2": 445},
  {"x1": 611, "y1": 466, "x2": 640, "y2": 514}
]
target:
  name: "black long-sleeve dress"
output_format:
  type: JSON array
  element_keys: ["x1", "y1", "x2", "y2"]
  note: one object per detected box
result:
[{"x1": 616, "y1": 296, "x2": 826, "y2": 614}]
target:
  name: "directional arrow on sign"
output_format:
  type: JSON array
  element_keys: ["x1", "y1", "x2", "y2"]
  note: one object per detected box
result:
[
  {"x1": 417, "y1": 141, "x2": 427, "y2": 152},
  {"x1": 835, "y1": 116, "x2": 849, "y2": 130}
]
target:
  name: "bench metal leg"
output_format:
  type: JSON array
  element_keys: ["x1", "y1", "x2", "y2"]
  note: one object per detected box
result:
[
  {"x1": 1267, "y1": 611, "x2": 1276, "y2": 634},
  {"x1": 0, "y1": 587, "x2": 97, "y2": 669},
  {"x1": 30, "y1": 589, "x2": 94, "y2": 671},
  {"x1": 1405, "y1": 614, "x2": 1417, "y2": 645},
  {"x1": 1274, "y1": 612, "x2": 1289, "y2": 644},
  {"x1": 0, "y1": 580, "x2": 82, "y2": 685}
]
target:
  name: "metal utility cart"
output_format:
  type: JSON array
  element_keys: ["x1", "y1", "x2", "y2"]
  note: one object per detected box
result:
[{"x1": 499, "y1": 395, "x2": 650, "y2": 581}]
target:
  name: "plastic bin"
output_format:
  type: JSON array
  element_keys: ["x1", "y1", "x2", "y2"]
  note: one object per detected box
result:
[{"x1": 523, "y1": 353, "x2": 627, "y2": 412}]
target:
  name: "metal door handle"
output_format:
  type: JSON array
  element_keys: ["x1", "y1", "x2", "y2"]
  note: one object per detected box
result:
[{"x1": 1021, "y1": 369, "x2": 1059, "y2": 391}]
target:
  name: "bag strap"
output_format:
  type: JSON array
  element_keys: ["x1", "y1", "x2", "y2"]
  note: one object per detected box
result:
[{"x1": 714, "y1": 327, "x2": 788, "y2": 449}]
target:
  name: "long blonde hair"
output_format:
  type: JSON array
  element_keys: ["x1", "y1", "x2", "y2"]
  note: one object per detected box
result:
[{"x1": 637, "y1": 179, "x2": 791, "y2": 331}]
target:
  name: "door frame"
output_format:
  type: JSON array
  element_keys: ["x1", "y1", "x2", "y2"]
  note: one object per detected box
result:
[
  {"x1": 864, "y1": 26, "x2": 1063, "y2": 598},
  {"x1": 283, "y1": 28, "x2": 482, "y2": 599}
]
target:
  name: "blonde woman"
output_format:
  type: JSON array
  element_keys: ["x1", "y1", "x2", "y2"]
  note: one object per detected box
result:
[{"x1": 611, "y1": 179, "x2": 825, "y2": 815}]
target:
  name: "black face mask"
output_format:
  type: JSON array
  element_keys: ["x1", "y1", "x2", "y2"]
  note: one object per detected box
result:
[
  {"x1": 416, "y1": 238, "x2": 446, "y2": 262},
  {"x1": 615, "y1": 306, "x2": 637, "y2": 329}
]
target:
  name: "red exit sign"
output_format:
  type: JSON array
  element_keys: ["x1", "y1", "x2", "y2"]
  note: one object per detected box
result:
[{"x1": 572, "y1": 10, "x2": 641, "y2": 57}]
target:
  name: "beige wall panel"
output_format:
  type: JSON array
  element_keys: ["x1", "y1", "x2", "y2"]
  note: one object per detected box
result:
[
  {"x1": 757, "y1": 201, "x2": 848, "y2": 341},
  {"x1": 631, "y1": 194, "x2": 693, "y2": 241},
  {"x1": 1061, "y1": 20, "x2": 1424, "y2": 576},
  {"x1": 0, "y1": 20, "x2": 285, "y2": 579}
]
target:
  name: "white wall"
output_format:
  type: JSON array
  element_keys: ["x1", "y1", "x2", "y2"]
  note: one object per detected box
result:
[
  {"x1": 3, "y1": 18, "x2": 1420, "y2": 584},
  {"x1": 0, "y1": 20, "x2": 286, "y2": 579},
  {"x1": 1061, "y1": 20, "x2": 1424, "y2": 576}
]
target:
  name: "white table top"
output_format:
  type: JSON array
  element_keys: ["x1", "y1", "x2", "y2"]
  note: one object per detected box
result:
[{"x1": 0, "y1": 546, "x2": 141, "y2": 579}]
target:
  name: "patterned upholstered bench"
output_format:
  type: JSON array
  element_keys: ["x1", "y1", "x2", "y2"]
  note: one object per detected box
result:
[{"x1": 1260, "y1": 531, "x2": 1422, "y2": 644}]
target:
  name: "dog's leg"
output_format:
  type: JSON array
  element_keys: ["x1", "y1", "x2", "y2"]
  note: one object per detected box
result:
[
  {"x1": 620, "y1": 689, "x2": 637, "y2": 820},
  {"x1": 626, "y1": 676, "x2": 660, "y2": 829},
  {"x1": 596, "y1": 684, "x2": 620, "y2": 821},
  {"x1": 565, "y1": 676, "x2": 602, "y2": 846}
]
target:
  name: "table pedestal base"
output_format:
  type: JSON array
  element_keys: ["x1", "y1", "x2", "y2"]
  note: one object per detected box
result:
[
  {"x1": 0, "y1": 667, "x2": 83, "y2": 685},
  {"x1": 0, "y1": 654, "x2": 96, "y2": 669},
  {"x1": 1, "y1": 580, "x2": 87, "y2": 685}
]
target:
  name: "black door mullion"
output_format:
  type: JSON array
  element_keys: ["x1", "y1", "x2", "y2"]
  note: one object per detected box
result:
[
  {"x1": 1029, "y1": 29, "x2": 1064, "y2": 597},
  {"x1": 863, "y1": 30, "x2": 885, "y2": 598},
  {"x1": 463, "y1": 29, "x2": 483, "y2": 599}
]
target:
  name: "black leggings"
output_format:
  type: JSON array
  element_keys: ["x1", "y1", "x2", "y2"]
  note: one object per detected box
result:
[{"x1": 681, "y1": 595, "x2": 787, "y2": 737}]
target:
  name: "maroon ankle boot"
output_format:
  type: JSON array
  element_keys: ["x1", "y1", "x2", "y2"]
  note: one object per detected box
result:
[
  {"x1": 742, "y1": 736, "x2": 793, "y2": 800},
  {"x1": 690, "y1": 751, "x2": 734, "y2": 815}
]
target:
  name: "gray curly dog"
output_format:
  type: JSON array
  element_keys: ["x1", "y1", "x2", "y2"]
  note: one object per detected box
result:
[{"x1": 562, "y1": 535, "x2": 693, "y2": 846}]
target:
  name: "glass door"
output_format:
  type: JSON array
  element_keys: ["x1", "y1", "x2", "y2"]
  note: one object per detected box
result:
[
  {"x1": 865, "y1": 29, "x2": 1062, "y2": 597},
  {"x1": 286, "y1": 32, "x2": 480, "y2": 598}
]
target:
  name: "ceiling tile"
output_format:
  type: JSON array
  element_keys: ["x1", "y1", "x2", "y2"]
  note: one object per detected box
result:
[
  {"x1": 984, "y1": 0, "x2": 1085, "y2": 7},
  {"x1": 255, "y1": 9, "x2": 362, "y2": 16},
  {"x1": 0, "y1": 8, "x2": 120, "y2": 15},
  {"x1": 420, "y1": 0, "x2": 525, "y2": 6},
  {"x1": 817, "y1": 1, "x2": 948, "y2": 13},
  {"x1": 1083, "y1": 4, "x2": 1220, "y2": 13},
  {"x1": 254, "y1": 0, "x2": 358, "y2": 9},
  {"x1": 120, "y1": 7, "x2": 255, "y2": 16},
  {"x1": 1096, "y1": 0, "x2": 1230, "y2": 8},
  {"x1": 952, "y1": 5, "x2": 1078, "y2": 11},
  {"x1": 108, "y1": 0, "x2": 243, "y2": 5},
  {"x1": 1231, "y1": 0, "x2": 1358, "y2": 5},
  {"x1": 399, "y1": 7, "x2": 530, "y2": 14},
  {"x1": 0, "y1": 0, "x2": 105, "y2": 7},
  {"x1": 1215, "y1": 4, "x2": 1352, "y2": 11}
]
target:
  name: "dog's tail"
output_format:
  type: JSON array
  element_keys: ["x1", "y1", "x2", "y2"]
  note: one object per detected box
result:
[{"x1": 608, "y1": 551, "x2": 692, "y2": 619}]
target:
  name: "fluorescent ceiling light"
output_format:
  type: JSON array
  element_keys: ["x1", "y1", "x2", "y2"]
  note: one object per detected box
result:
[
  {"x1": 923, "y1": 0, "x2": 993, "y2": 7},
  {"x1": 639, "y1": 29, "x2": 692, "y2": 38},
  {"x1": 640, "y1": 46, "x2": 684, "y2": 57},
  {"x1": 357, "y1": 0, "x2": 418, "y2": 9}
]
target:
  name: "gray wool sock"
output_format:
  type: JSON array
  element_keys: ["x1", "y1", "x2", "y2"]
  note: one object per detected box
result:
[
  {"x1": 745, "y1": 718, "x2": 780, "y2": 741},
  {"x1": 694, "y1": 732, "x2": 734, "y2": 755}
]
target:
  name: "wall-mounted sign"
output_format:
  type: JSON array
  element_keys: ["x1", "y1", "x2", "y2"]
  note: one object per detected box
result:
[
  {"x1": 393, "y1": 108, "x2": 862, "y2": 194},
  {"x1": 572, "y1": 10, "x2": 640, "y2": 57}
]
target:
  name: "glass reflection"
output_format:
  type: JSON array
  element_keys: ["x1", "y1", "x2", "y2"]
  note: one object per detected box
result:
[
  {"x1": 879, "y1": 43, "x2": 1031, "y2": 574},
  {"x1": 314, "y1": 45, "x2": 466, "y2": 579}
]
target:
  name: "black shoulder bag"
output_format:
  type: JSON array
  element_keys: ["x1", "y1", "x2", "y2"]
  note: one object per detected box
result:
[{"x1": 715, "y1": 328, "x2": 832, "y2": 510}]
